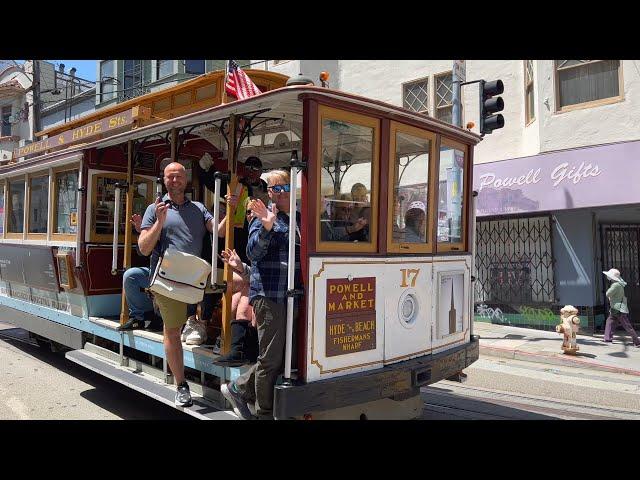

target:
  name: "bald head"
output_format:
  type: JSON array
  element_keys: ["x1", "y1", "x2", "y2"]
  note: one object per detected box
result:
[
  {"x1": 164, "y1": 162, "x2": 186, "y2": 176},
  {"x1": 163, "y1": 162, "x2": 187, "y2": 202}
]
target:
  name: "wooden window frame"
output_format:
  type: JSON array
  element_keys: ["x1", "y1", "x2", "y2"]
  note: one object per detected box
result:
[
  {"x1": 402, "y1": 76, "x2": 430, "y2": 115},
  {"x1": 52, "y1": 165, "x2": 80, "y2": 241},
  {"x1": 316, "y1": 105, "x2": 380, "y2": 254},
  {"x1": 26, "y1": 170, "x2": 49, "y2": 239},
  {"x1": 5, "y1": 175, "x2": 26, "y2": 239},
  {"x1": 386, "y1": 121, "x2": 437, "y2": 254},
  {"x1": 554, "y1": 60, "x2": 624, "y2": 113},
  {"x1": 524, "y1": 60, "x2": 535, "y2": 126},
  {"x1": 436, "y1": 137, "x2": 469, "y2": 253},
  {"x1": 90, "y1": 172, "x2": 154, "y2": 243}
]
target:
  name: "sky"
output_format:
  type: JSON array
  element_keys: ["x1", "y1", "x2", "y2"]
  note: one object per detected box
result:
[{"x1": 50, "y1": 60, "x2": 97, "y2": 81}]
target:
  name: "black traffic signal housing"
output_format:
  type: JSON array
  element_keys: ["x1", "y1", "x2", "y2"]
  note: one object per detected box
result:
[{"x1": 479, "y1": 79, "x2": 505, "y2": 136}]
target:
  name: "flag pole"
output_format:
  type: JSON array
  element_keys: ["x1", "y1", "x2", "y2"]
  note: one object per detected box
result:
[{"x1": 222, "y1": 60, "x2": 229, "y2": 105}]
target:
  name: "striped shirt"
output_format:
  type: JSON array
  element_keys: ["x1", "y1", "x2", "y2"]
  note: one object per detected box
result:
[{"x1": 247, "y1": 211, "x2": 301, "y2": 304}]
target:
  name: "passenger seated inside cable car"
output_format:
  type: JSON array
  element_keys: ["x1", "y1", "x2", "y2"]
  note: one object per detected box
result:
[{"x1": 320, "y1": 193, "x2": 369, "y2": 242}]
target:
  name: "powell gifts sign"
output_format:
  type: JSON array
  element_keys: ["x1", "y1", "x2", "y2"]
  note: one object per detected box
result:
[
  {"x1": 326, "y1": 277, "x2": 376, "y2": 357},
  {"x1": 13, "y1": 107, "x2": 146, "y2": 158}
]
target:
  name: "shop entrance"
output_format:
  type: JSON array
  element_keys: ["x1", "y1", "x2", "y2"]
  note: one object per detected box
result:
[{"x1": 600, "y1": 224, "x2": 640, "y2": 327}]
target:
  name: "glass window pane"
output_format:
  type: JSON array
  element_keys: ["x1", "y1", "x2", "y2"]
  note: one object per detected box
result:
[
  {"x1": 133, "y1": 181, "x2": 149, "y2": 216},
  {"x1": 436, "y1": 106, "x2": 453, "y2": 124},
  {"x1": 320, "y1": 119, "x2": 373, "y2": 244},
  {"x1": 436, "y1": 73, "x2": 453, "y2": 107},
  {"x1": 438, "y1": 145, "x2": 465, "y2": 244},
  {"x1": 55, "y1": 170, "x2": 78, "y2": 234},
  {"x1": 392, "y1": 131, "x2": 430, "y2": 245},
  {"x1": 100, "y1": 60, "x2": 116, "y2": 102},
  {"x1": 526, "y1": 87, "x2": 535, "y2": 122},
  {"x1": 29, "y1": 176, "x2": 48, "y2": 233},
  {"x1": 2, "y1": 106, "x2": 12, "y2": 137},
  {"x1": 8, "y1": 179, "x2": 25, "y2": 233},
  {"x1": 0, "y1": 184, "x2": 4, "y2": 234},
  {"x1": 93, "y1": 176, "x2": 149, "y2": 237},
  {"x1": 157, "y1": 60, "x2": 174, "y2": 79},
  {"x1": 185, "y1": 60, "x2": 205, "y2": 75},
  {"x1": 558, "y1": 60, "x2": 620, "y2": 107},
  {"x1": 403, "y1": 80, "x2": 429, "y2": 113}
]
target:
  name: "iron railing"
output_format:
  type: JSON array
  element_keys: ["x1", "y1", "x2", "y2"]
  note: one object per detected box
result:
[{"x1": 475, "y1": 215, "x2": 556, "y2": 307}]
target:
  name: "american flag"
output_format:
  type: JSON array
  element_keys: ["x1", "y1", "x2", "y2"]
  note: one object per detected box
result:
[{"x1": 225, "y1": 60, "x2": 262, "y2": 100}]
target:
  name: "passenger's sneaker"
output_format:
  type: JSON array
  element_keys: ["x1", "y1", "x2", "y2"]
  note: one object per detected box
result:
[
  {"x1": 185, "y1": 319, "x2": 207, "y2": 346},
  {"x1": 181, "y1": 316, "x2": 197, "y2": 342},
  {"x1": 117, "y1": 317, "x2": 146, "y2": 331},
  {"x1": 220, "y1": 382, "x2": 253, "y2": 420},
  {"x1": 175, "y1": 381, "x2": 193, "y2": 407}
]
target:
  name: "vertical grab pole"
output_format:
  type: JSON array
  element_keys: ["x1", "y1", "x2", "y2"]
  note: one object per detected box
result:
[
  {"x1": 111, "y1": 184, "x2": 121, "y2": 275},
  {"x1": 75, "y1": 156, "x2": 84, "y2": 268},
  {"x1": 470, "y1": 190, "x2": 478, "y2": 338},
  {"x1": 221, "y1": 114, "x2": 237, "y2": 356},
  {"x1": 120, "y1": 140, "x2": 135, "y2": 326},
  {"x1": 211, "y1": 176, "x2": 222, "y2": 284},
  {"x1": 284, "y1": 153, "x2": 299, "y2": 382}
]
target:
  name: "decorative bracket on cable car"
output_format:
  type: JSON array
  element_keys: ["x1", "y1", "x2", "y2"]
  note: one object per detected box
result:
[{"x1": 175, "y1": 125, "x2": 200, "y2": 157}]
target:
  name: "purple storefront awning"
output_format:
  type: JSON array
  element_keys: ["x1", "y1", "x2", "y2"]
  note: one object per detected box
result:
[{"x1": 473, "y1": 140, "x2": 640, "y2": 217}]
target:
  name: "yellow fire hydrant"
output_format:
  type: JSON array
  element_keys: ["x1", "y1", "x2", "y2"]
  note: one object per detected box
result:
[{"x1": 556, "y1": 305, "x2": 580, "y2": 355}]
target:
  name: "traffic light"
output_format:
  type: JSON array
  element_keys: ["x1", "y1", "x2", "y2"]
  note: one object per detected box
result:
[{"x1": 479, "y1": 79, "x2": 504, "y2": 135}]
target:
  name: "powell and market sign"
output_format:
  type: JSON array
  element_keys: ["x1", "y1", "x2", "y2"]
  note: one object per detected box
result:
[
  {"x1": 13, "y1": 109, "x2": 136, "y2": 158},
  {"x1": 473, "y1": 140, "x2": 640, "y2": 217}
]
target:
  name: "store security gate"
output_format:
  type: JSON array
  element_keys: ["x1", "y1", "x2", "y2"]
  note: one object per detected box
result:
[{"x1": 601, "y1": 224, "x2": 640, "y2": 328}]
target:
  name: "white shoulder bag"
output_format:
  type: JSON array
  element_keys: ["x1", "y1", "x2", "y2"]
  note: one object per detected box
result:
[{"x1": 149, "y1": 247, "x2": 212, "y2": 304}]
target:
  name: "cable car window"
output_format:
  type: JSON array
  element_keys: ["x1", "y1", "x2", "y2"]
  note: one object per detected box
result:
[
  {"x1": 28, "y1": 175, "x2": 49, "y2": 234},
  {"x1": 437, "y1": 142, "x2": 466, "y2": 248},
  {"x1": 54, "y1": 170, "x2": 78, "y2": 235},
  {"x1": 318, "y1": 107, "x2": 379, "y2": 253},
  {"x1": 91, "y1": 173, "x2": 153, "y2": 242},
  {"x1": 389, "y1": 126, "x2": 433, "y2": 249},
  {"x1": 8, "y1": 178, "x2": 25, "y2": 234}
]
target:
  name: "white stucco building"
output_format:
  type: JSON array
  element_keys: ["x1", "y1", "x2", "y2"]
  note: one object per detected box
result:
[
  {"x1": 0, "y1": 62, "x2": 33, "y2": 163},
  {"x1": 262, "y1": 60, "x2": 639, "y2": 333}
]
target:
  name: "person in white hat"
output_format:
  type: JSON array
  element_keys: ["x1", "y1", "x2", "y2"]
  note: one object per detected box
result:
[
  {"x1": 404, "y1": 201, "x2": 427, "y2": 243},
  {"x1": 602, "y1": 268, "x2": 640, "y2": 346}
]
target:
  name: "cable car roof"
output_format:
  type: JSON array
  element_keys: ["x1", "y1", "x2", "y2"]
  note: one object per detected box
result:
[{"x1": 1, "y1": 85, "x2": 481, "y2": 174}]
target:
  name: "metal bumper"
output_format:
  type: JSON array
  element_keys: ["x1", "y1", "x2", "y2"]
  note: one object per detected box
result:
[{"x1": 273, "y1": 335, "x2": 479, "y2": 419}]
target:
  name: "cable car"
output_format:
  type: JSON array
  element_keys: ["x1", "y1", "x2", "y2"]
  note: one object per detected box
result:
[{"x1": 0, "y1": 69, "x2": 480, "y2": 419}]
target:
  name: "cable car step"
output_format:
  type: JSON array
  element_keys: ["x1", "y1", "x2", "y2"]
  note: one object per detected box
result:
[{"x1": 65, "y1": 348, "x2": 238, "y2": 420}]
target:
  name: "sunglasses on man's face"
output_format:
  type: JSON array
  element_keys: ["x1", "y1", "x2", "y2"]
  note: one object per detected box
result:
[
  {"x1": 246, "y1": 166, "x2": 261, "y2": 172},
  {"x1": 267, "y1": 184, "x2": 291, "y2": 193}
]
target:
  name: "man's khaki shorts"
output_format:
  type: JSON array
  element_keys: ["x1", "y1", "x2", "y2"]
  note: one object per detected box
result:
[{"x1": 153, "y1": 293, "x2": 188, "y2": 330}]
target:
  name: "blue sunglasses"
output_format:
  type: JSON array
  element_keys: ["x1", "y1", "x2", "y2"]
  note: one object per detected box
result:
[{"x1": 268, "y1": 184, "x2": 291, "y2": 193}]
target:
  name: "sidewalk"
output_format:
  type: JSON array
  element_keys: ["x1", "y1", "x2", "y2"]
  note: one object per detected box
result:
[{"x1": 474, "y1": 321, "x2": 640, "y2": 376}]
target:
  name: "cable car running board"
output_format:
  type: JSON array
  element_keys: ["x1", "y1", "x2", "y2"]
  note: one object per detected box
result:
[{"x1": 65, "y1": 348, "x2": 238, "y2": 420}]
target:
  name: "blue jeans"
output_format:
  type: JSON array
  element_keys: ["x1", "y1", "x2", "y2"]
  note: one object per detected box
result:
[{"x1": 123, "y1": 267, "x2": 153, "y2": 320}]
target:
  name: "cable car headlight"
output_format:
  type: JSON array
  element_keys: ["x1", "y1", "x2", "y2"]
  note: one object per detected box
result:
[{"x1": 398, "y1": 290, "x2": 419, "y2": 328}]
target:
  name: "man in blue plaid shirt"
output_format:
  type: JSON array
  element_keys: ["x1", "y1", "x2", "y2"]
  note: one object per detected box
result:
[{"x1": 221, "y1": 169, "x2": 301, "y2": 420}]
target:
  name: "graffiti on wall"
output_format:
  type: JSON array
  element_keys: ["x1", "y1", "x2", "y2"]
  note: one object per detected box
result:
[
  {"x1": 519, "y1": 305, "x2": 555, "y2": 323},
  {"x1": 476, "y1": 303, "x2": 506, "y2": 323}
]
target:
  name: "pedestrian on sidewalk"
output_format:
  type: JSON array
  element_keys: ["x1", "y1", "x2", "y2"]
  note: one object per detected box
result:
[{"x1": 603, "y1": 268, "x2": 640, "y2": 347}]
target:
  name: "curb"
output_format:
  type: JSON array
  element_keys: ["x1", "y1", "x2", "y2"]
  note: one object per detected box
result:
[{"x1": 479, "y1": 345, "x2": 640, "y2": 377}]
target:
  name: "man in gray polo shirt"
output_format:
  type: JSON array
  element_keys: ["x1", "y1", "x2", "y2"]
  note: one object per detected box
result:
[{"x1": 139, "y1": 162, "x2": 215, "y2": 407}]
